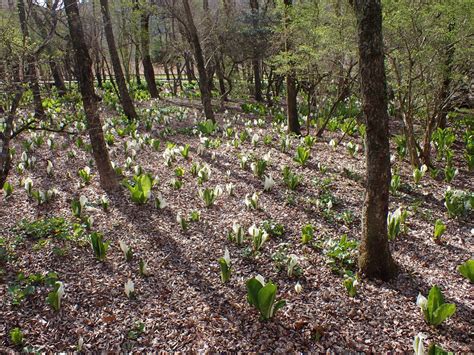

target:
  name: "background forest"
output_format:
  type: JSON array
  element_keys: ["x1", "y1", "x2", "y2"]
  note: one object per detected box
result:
[{"x1": 0, "y1": 0, "x2": 473, "y2": 352}]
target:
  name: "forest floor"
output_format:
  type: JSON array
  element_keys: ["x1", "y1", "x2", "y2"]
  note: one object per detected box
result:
[{"x1": 0, "y1": 97, "x2": 473, "y2": 352}]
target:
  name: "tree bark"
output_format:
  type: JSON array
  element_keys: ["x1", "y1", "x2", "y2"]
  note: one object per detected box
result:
[
  {"x1": 64, "y1": 0, "x2": 118, "y2": 192},
  {"x1": 353, "y1": 0, "x2": 397, "y2": 281},
  {"x1": 100, "y1": 0, "x2": 138, "y2": 120},
  {"x1": 17, "y1": 0, "x2": 45, "y2": 121},
  {"x1": 250, "y1": 0, "x2": 263, "y2": 102},
  {"x1": 140, "y1": 11, "x2": 159, "y2": 98},
  {"x1": 182, "y1": 0, "x2": 215, "y2": 122},
  {"x1": 284, "y1": 0, "x2": 300, "y2": 134}
]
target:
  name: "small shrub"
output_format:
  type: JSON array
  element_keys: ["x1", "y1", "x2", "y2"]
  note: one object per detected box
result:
[
  {"x1": 246, "y1": 275, "x2": 286, "y2": 320},
  {"x1": 416, "y1": 285, "x2": 456, "y2": 326}
]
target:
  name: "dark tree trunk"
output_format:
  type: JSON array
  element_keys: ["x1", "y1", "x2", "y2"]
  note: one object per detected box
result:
[
  {"x1": 184, "y1": 52, "x2": 195, "y2": 81},
  {"x1": 140, "y1": 11, "x2": 159, "y2": 98},
  {"x1": 49, "y1": 59, "x2": 67, "y2": 96},
  {"x1": 135, "y1": 42, "x2": 141, "y2": 86},
  {"x1": 283, "y1": 0, "x2": 299, "y2": 134},
  {"x1": 17, "y1": 0, "x2": 45, "y2": 121},
  {"x1": 182, "y1": 0, "x2": 215, "y2": 122},
  {"x1": 250, "y1": 0, "x2": 263, "y2": 102},
  {"x1": 64, "y1": 0, "x2": 118, "y2": 192},
  {"x1": 100, "y1": 0, "x2": 137, "y2": 120},
  {"x1": 353, "y1": 0, "x2": 397, "y2": 280}
]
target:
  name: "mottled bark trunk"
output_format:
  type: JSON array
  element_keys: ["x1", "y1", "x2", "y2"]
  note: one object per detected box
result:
[
  {"x1": 17, "y1": 0, "x2": 45, "y2": 121},
  {"x1": 182, "y1": 0, "x2": 215, "y2": 122},
  {"x1": 141, "y1": 12, "x2": 159, "y2": 98},
  {"x1": 100, "y1": 0, "x2": 137, "y2": 120},
  {"x1": 64, "y1": 0, "x2": 118, "y2": 192},
  {"x1": 135, "y1": 43, "x2": 141, "y2": 86},
  {"x1": 353, "y1": 0, "x2": 397, "y2": 281}
]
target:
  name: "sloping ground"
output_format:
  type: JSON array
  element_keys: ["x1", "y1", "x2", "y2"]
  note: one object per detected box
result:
[{"x1": 0, "y1": 100, "x2": 472, "y2": 352}]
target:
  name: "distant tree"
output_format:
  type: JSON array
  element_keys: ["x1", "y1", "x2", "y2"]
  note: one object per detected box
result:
[
  {"x1": 64, "y1": 0, "x2": 118, "y2": 192},
  {"x1": 182, "y1": 0, "x2": 215, "y2": 122},
  {"x1": 140, "y1": 1, "x2": 160, "y2": 98},
  {"x1": 99, "y1": 0, "x2": 138, "y2": 120},
  {"x1": 352, "y1": 0, "x2": 397, "y2": 280},
  {"x1": 17, "y1": 0, "x2": 45, "y2": 120},
  {"x1": 283, "y1": 0, "x2": 300, "y2": 135}
]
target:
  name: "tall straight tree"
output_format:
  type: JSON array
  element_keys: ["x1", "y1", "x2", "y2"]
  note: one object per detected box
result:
[
  {"x1": 182, "y1": 0, "x2": 215, "y2": 122},
  {"x1": 140, "y1": 3, "x2": 159, "y2": 98},
  {"x1": 283, "y1": 0, "x2": 300, "y2": 135},
  {"x1": 17, "y1": 0, "x2": 45, "y2": 120},
  {"x1": 250, "y1": 0, "x2": 263, "y2": 102},
  {"x1": 100, "y1": 0, "x2": 138, "y2": 120},
  {"x1": 352, "y1": 0, "x2": 397, "y2": 280},
  {"x1": 64, "y1": 0, "x2": 118, "y2": 192}
]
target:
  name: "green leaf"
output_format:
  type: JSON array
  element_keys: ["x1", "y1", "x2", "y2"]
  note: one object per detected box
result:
[
  {"x1": 432, "y1": 303, "x2": 456, "y2": 326},
  {"x1": 246, "y1": 278, "x2": 263, "y2": 307},
  {"x1": 258, "y1": 282, "x2": 277, "y2": 320},
  {"x1": 428, "y1": 344, "x2": 453, "y2": 355},
  {"x1": 457, "y1": 259, "x2": 474, "y2": 283},
  {"x1": 427, "y1": 285, "x2": 444, "y2": 320}
]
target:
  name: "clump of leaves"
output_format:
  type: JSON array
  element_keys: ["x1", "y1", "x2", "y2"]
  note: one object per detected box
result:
[
  {"x1": 444, "y1": 188, "x2": 473, "y2": 218},
  {"x1": 282, "y1": 166, "x2": 300, "y2": 190},
  {"x1": 457, "y1": 259, "x2": 474, "y2": 283},
  {"x1": 324, "y1": 234, "x2": 358, "y2": 273},
  {"x1": 71, "y1": 195, "x2": 88, "y2": 218},
  {"x1": 246, "y1": 275, "x2": 286, "y2": 320},
  {"x1": 17, "y1": 217, "x2": 72, "y2": 240},
  {"x1": 432, "y1": 219, "x2": 446, "y2": 242},
  {"x1": 343, "y1": 271, "x2": 359, "y2": 297},
  {"x1": 9, "y1": 327, "x2": 23, "y2": 347},
  {"x1": 119, "y1": 241, "x2": 133, "y2": 262},
  {"x1": 90, "y1": 232, "x2": 109, "y2": 261},
  {"x1": 260, "y1": 220, "x2": 285, "y2": 238},
  {"x1": 251, "y1": 158, "x2": 268, "y2": 179},
  {"x1": 228, "y1": 222, "x2": 245, "y2": 245},
  {"x1": 198, "y1": 185, "x2": 223, "y2": 207},
  {"x1": 78, "y1": 166, "x2": 92, "y2": 185},
  {"x1": 127, "y1": 174, "x2": 152, "y2": 204},
  {"x1": 413, "y1": 164, "x2": 428, "y2": 185},
  {"x1": 3, "y1": 181, "x2": 13, "y2": 198},
  {"x1": 387, "y1": 207, "x2": 408, "y2": 240},
  {"x1": 197, "y1": 119, "x2": 218, "y2": 135},
  {"x1": 218, "y1": 248, "x2": 231, "y2": 283},
  {"x1": 416, "y1": 285, "x2": 456, "y2": 326},
  {"x1": 46, "y1": 281, "x2": 65, "y2": 311},
  {"x1": 249, "y1": 224, "x2": 268, "y2": 254},
  {"x1": 244, "y1": 192, "x2": 259, "y2": 209},
  {"x1": 294, "y1": 146, "x2": 311, "y2": 166},
  {"x1": 301, "y1": 224, "x2": 314, "y2": 244}
]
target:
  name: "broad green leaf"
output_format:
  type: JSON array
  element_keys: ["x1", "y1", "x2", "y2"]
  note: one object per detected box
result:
[
  {"x1": 427, "y1": 285, "x2": 444, "y2": 319},
  {"x1": 258, "y1": 283, "x2": 277, "y2": 320},
  {"x1": 246, "y1": 278, "x2": 263, "y2": 307},
  {"x1": 458, "y1": 259, "x2": 474, "y2": 283},
  {"x1": 432, "y1": 303, "x2": 456, "y2": 326}
]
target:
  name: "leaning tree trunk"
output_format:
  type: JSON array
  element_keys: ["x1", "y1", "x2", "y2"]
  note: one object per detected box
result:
[
  {"x1": 182, "y1": 0, "x2": 215, "y2": 122},
  {"x1": 64, "y1": 0, "x2": 118, "y2": 192},
  {"x1": 353, "y1": 0, "x2": 397, "y2": 281},
  {"x1": 100, "y1": 0, "x2": 137, "y2": 120},
  {"x1": 140, "y1": 11, "x2": 159, "y2": 98},
  {"x1": 283, "y1": 0, "x2": 300, "y2": 134},
  {"x1": 17, "y1": 0, "x2": 45, "y2": 121}
]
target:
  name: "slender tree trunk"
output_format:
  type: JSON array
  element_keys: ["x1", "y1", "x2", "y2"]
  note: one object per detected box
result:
[
  {"x1": 17, "y1": 0, "x2": 45, "y2": 121},
  {"x1": 64, "y1": 0, "x2": 118, "y2": 192},
  {"x1": 353, "y1": 0, "x2": 397, "y2": 280},
  {"x1": 140, "y1": 11, "x2": 159, "y2": 98},
  {"x1": 99, "y1": 0, "x2": 137, "y2": 120},
  {"x1": 283, "y1": 0, "x2": 300, "y2": 134},
  {"x1": 135, "y1": 42, "x2": 141, "y2": 86},
  {"x1": 250, "y1": 0, "x2": 263, "y2": 102},
  {"x1": 182, "y1": 0, "x2": 215, "y2": 122}
]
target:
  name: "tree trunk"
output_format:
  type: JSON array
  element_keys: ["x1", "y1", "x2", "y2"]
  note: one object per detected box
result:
[
  {"x1": 49, "y1": 59, "x2": 67, "y2": 96},
  {"x1": 250, "y1": 0, "x2": 263, "y2": 102},
  {"x1": 353, "y1": 0, "x2": 397, "y2": 281},
  {"x1": 140, "y1": 11, "x2": 159, "y2": 98},
  {"x1": 134, "y1": 42, "x2": 141, "y2": 86},
  {"x1": 100, "y1": 0, "x2": 137, "y2": 120},
  {"x1": 64, "y1": 0, "x2": 118, "y2": 192},
  {"x1": 17, "y1": 0, "x2": 45, "y2": 121},
  {"x1": 182, "y1": 0, "x2": 215, "y2": 122},
  {"x1": 283, "y1": 0, "x2": 299, "y2": 134}
]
